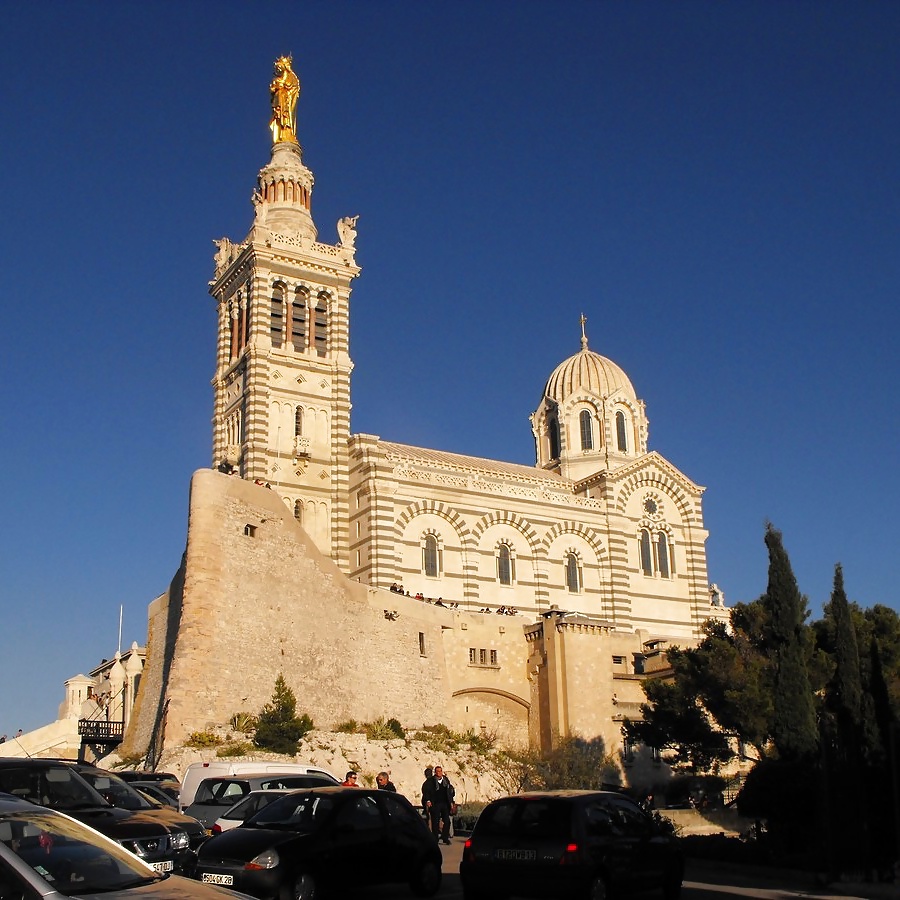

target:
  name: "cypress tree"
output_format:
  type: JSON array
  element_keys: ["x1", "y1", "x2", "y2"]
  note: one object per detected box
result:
[
  {"x1": 825, "y1": 564, "x2": 863, "y2": 743},
  {"x1": 762, "y1": 524, "x2": 818, "y2": 761}
]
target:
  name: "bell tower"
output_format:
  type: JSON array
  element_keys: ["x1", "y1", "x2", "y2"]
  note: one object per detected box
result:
[{"x1": 209, "y1": 57, "x2": 361, "y2": 567}]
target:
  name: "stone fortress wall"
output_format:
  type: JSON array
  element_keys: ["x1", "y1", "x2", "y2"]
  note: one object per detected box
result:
[{"x1": 122, "y1": 469, "x2": 660, "y2": 761}]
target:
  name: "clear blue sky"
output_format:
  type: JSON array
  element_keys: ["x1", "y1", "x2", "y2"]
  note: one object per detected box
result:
[{"x1": 2, "y1": 2, "x2": 898, "y2": 734}]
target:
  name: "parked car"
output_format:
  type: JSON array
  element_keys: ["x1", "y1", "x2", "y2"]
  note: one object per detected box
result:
[
  {"x1": 69, "y1": 763, "x2": 206, "y2": 851},
  {"x1": 180, "y1": 762, "x2": 337, "y2": 810},
  {"x1": 459, "y1": 791, "x2": 683, "y2": 900},
  {"x1": 0, "y1": 759, "x2": 196, "y2": 875},
  {"x1": 195, "y1": 787, "x2": 442, "y2": 899},
  {"x1": 185, "y1": 773, "x2": 339, "y2": 829},
  {"x1": 211, "y1": 789, "x2": 291, "y2": 834},
  {"x1": 132, "y1": 781, "x2": 180, "y2": 808},
  {"x1": 116, "y1": 770, "x2": 180, "y2": 785},
  {"x1": 0, "y1": 793, "x2": 251, "y2": 900}
]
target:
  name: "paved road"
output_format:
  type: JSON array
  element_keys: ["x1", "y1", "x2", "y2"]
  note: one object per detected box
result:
[{"x1": 353, "y1": 837, "x2": 887, "y2": 900}]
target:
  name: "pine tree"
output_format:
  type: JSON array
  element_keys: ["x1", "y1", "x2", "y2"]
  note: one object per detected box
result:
[
  {"x1": 762, "y1": 524, "x2": 818, "y2": 761},
  {"x1": 253, "y1": 674, "x2": 313, "y2": 755}
]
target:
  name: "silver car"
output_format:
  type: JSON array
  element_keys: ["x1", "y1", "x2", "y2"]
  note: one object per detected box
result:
[{"x1": 0, "y1": 794, "x2": 251, "y2": 900}]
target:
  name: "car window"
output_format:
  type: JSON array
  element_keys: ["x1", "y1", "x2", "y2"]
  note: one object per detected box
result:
[
  {"x1": 250, "y1": 793, "x2": 335, "y2": 831},
  {"x1": 77, "y1": 771, "x2": 150, "y2": 811},
  {"x1": 476, "y1": 799, "x2": 570, "y2": 840},
  {"x1": 604, "y1": 796, "x2": 652, "y2": 836},
  {"x1": 333, "y1": 796, "x2": 383, "y2": 832},
  {"x1": 0, "y1": 767, "x2": 105, "y2": 811},
  {"x1": 260, "y1": 776, "x2": 331, "y2": 790},
  {"x1": 584, "y1": 802, "x2": 616, "y2": 835},
  {"x1": 195, "y1": 779, "x2": 249, "y2": 804}
]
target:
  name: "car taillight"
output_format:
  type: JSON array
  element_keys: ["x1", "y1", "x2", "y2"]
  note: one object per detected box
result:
[
  {"x1": 463, "y1": 838, "x2": 474, "y2": 863},
  {"x1": 211, "y1": 824, "x2": 221, "y2": 835},
  {"x1": 560, "y1": 843, "x2": 580, "y2": 865}
]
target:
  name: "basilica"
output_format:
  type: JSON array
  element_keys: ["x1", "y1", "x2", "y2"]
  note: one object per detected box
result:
[{"x1": 122, "y1": 59, "x2": 727, "y2": 763}]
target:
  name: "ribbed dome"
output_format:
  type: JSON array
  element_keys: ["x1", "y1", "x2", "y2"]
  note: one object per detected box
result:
[{"x1": 543, "y1": 347, "x2": 636, "y2": 403}]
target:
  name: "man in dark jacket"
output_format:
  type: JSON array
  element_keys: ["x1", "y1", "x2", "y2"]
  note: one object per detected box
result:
[{"x1": 424, "y1": 765, "x2": 455, "y2": 843}]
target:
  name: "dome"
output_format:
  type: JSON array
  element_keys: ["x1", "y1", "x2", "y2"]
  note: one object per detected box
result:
[{"x1": 543, "y1": 346, "x2": 636, "y2": 404}]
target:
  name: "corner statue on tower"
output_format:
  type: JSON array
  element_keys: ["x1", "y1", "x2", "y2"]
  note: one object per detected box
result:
[{"x1": 270, "y1": 56, "x2": 300, "y2": 145}]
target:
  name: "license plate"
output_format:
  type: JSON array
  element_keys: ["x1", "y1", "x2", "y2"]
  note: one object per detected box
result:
[
  {"x1": 496, "y1": 849, "x2": 536, "y2": 860},
  {"x1": 202, "y1": 874, "x2": 234, "y2": 885},
  {"x1": 152, "y1": 861, "x2": 174, "y2": 873}
]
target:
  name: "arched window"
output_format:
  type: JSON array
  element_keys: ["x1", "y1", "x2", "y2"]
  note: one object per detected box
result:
[
  {"x1": 579, "y1": 410, "x2": 593, "y2": 451},
  {"x1": 565, "y1": 553, "x2": 581, "y2": 593},
  {"x1": 657, "y1": 532, "x2": 671, "y2": 578},
  {"x1": 616, "y1": 410, "x2": 628, "y2": 452},
  {"x1": 549, "y1": 418, "x2": 560, "y2": 460},
  {"x1": 294, "y1": 407, "x2": 303, "y2": 437},
  {"x1": 496, "y1": 544, "x2": 514, "y2": 586},
  {"x1": 639, "y1": 529, "x2": 653, "y2": 576},
  {"x1": 293, "y1": 500, "x2": 303, "y2": 523},
  {"x1": 423, "y1": 535, "x2": 441, "y2": 577},
  {"x1": 291, "y1": 290, "x2": 307, "y2": 352},
  {"x1": 314, "y1": 297, "x2": 328, "y2": 356},
  {"x1": 270, "y1": 283, "x2": 285, "y2": 348}
]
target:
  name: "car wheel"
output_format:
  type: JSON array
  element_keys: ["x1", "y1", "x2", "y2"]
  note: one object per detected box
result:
[
  {"x1": 586, "y1": 875, "x2": 609, "y2": 900},
  {"x1": 409, "y1": 859, "x2": 442, "y2": 897},
  {"x1": 286, "y1": 872, "x2": 317, "y2": 900}
]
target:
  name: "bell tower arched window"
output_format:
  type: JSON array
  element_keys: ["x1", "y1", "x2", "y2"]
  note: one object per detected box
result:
[
  {"x1": 293, "y1": 500, "x2": 303, "y2": 523},
  {"x1": 294, "y1": 407, "x2": 303, "y2": 437},
  {"x1": 270, "y1": 283, "x2": 285, "y2": 349},
  {"x1": 314, "y1": 297, "x2": 328, "y2": 357},
  {"x1": 549, "y1": 418, "x2": 560, "y2": 460},
  {"x1": 291, "y1": 290, "x2": 307, "y2": 352},
  {"x1": 579, "y1": 410, "x2": 594, "y2": 451},
  {"x1": 616, "y1": 410, "x2": 628, "y2": 452}
]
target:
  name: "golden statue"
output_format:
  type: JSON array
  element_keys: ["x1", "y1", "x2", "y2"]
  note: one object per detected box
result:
[{"x1": 270, "y1": 55, "x2": 300, "y2": 145}]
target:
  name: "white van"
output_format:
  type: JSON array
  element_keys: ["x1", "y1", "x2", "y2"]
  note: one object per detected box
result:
[{"x1": 179, "y1": 761, "x2": 339, "y2": 810}]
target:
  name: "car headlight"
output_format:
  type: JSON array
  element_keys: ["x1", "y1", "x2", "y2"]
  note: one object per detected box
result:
[
  {"x1": 246, "y1": 849, "x2": 280, "y2": 870},
  {"x1": 170, "y1": 831, "x2": 190, "y2": 850}
]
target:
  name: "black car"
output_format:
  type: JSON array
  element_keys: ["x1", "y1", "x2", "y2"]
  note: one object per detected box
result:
[
  {"x1": 0, "y1": 794, "x2": 250, "y2": 900},
  {"x1": 195, "y1": 787, "x2": 442, "y2": 900},
  {"x1": 460, "y1": 791, "x2": 682, "y2": 900},
  {"x1": 70, "y1": 763, "x2": 206, "y2": 851},
  {"x1": 0, "y1": 759, "x2": 196, "y2": 875}
]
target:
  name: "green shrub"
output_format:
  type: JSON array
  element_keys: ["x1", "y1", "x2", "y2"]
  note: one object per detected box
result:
[
  {"x1": 185, "y1": 730, "x2": 222, "y2": 749},
  {"x1": 335, "y1": 720, "x2": 360, "y2": 734},
  {"x1": 216, "y1": 741, "x2": 254, "y2": 757},
  {"x1": 230, "y1": 711, "x2": 257, "y2": 734},
  {"x1": 453, "y1": 802, "x2": 487, "y2": 834},
  {"x1": 386, "y1": 718, "x2": 405, "y2": 738},
  {"x1": 365, "y1": 717, "x2": 401, "y2": 740}
]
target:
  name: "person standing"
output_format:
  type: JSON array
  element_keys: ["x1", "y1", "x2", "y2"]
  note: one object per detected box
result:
[
  {"x1": 375, "y1": 771, "x2": 397, "y2": 792},
  {"x1": 420, "y1": 766, "x2": 433, "y2": 818},
  {"x1": 425, "y1": 765, "x2": 455, "y2": 844},
  {"x1": 341, "y1": 771, "x2": 360, "y2": 787}
]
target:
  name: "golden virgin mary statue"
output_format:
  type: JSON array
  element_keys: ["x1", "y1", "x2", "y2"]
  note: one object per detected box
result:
[{"x1": 270, "y1": 56, "x2": 300, "y2": 145}]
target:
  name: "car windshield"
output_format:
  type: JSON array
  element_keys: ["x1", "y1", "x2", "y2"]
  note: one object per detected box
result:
[
  {"x1": 0, "y1": 808, "x2": 162, "y2": 893},
  {"x1": 0, "y1": 767, "x2": 109, "y2": 812},
  {"x1": 247, "y1": 793, "x2": 335, "y2": 831},
  {"x1": 77, "y1": 771, "x2": 152, "y2": 811},
  {"x1": 477, "y1": 798, "x2": 572, "y2": 840}
]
